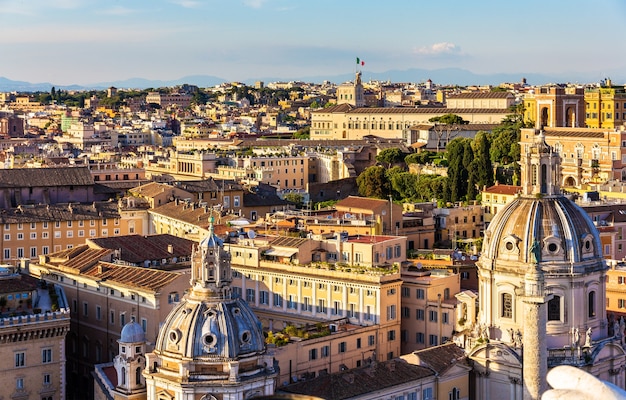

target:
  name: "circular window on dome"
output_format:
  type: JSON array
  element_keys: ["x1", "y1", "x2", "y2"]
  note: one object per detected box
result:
[
  {"x1": 206, "y1": 309, "x2": 216, "y2": 318},
  {"x1": 585, "y1": 240, "x2": 591, "y2": 250},
  {"x1": 202, "y1": 333, "x2": 217, "y2": 348},
  {"x1": 505, "y1": 242, "x2": 514, "y2": 251},
  {"x1": 240, "y1": 330, "x2": 251, "y2": 344},
  {"x1": 233, "y1": 308, "x2": 241, "y2": 315},
  {"x1": 501, "y1": 236, "x2": 520, "y2": 255},
  {"x1": 548, "y1": 242, "x2": 558, "y2": 253},
  {"x1": 169, "y1": 329, "x2": 181, "y2": 344}
]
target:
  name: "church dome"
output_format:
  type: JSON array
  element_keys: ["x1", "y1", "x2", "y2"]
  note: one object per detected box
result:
[
  {"x1": 481, "y1": 194, "x2": 604, "y2": 272},
  {"x1": 154, "y1": 295, "x2": 266, "y2": 360},
  {"x1": 120, "y1": 320, "x2": 146, "y2": 344}
]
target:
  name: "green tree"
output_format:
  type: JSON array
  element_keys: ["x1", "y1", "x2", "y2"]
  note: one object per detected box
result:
[
  {"x1": 376, "y1": 148, "x2": 406, "y2": 168},
  {"x1": 472, "y1": 131, "x2": 494, "y2": 190},
  {"x1": 284, "y1": 193, "x2": 304, "y2": 208},
  {"x1": 357, "y1": 166, "x2": 391, "y2": 199},
  {"x1": 294, "y1": 126, "x2": 310, "y2": 139},
  {"x1": 429, "y1": 114, "x2": 469, "y2": 152},
  {"x1": 446, "y1": 137, "x2": 470, "y2": 202}
]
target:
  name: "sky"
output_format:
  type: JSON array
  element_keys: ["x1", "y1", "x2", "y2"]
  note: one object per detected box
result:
[{"x1": 1, "y1": 0, "x2": 626, "y2": 86}]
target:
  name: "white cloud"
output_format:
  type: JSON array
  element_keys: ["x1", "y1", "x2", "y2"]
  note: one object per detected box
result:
[
  {"x1": 169, "y1": 0, "x2": 201, "y2": 8},
  {"x1": 243, "y1": 0, "x2": 267, "y2": 9},
  {"x1": 413, "y1": 42, "x2": 460, "y2": 55},
  {"x1": 98, "y1": 6, "x2": 136, "y2": 16}
]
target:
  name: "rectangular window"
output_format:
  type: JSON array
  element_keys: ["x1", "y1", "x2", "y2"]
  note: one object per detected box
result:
[
  {"x1": 317, "y1": 299, "x2": 327, "y2": 313},
  {"x1": 442, "y1": 312, "x2": 449, "y2": 324},
  {"x1": 321, "y1": 345, "x2": 330, "y2": 357},
  {"x1": 429, "y1": 310, "x2": 438, "y2": 322},
  {"x1": 273, "y1": 293, "x2": 283, "y2": 307},
  {"x1": 42, "y1": 232, "x2": 48, "y2": 239},
  {"x1": 110, "y1": 310, "x2": 115, "y2": 325},
  {"x1": 96, "y1": 305, "x2": 101, "y2": 320},
  {"x1": 332, "y1": 300, "x2": 341, "y2": 315},
  {"x1": 30, "y1": 247, "x2": 36, "y2": 258},
  {"x1": 234, "y1": 196, "x2": 240, "y2": 207},
  {"x1": 417, "y1": 308, "x2": 424, "y2": 320},
  {"x1": 42, "y1": 348, "x2": 52, "y2": 363},
  {"x1": 387, "y1": 305, "x2": 396, "y2": 320},
  {"x1": 417, "y1": 288, "x2": 425, "y2": 299},
  {"x1": 43, "y1": 373, "x2": 51, "y2": 385},
  {"x1": 416, "y1": 332, "x2": 424, "y2": 344},
  {"x1": 388, "y1": 330, "x2": 396, "y2": 341},
  {"x1": 338, "y1": 341, "x2": 347, "y2": 353},
  {"x1": 309, "y1": 348, "x2": 317, "y2": 360},
  {"x1": 401, "y1": 287, "x2": 410, "y2": 297},
  {"x1": 83, "y1": 302, "x2": 88, "y2": 316},
  {"x1": 303, "y1": 297, "x2": 312, "y2": 312},
  {"x1": 3, "y1": 249, "x2": 8, "y2": 260},
  {"x1": 402, "y1": 306, "x2": 410, "y2": 318},
  {"x1": 368, "y1": 334, "x2": 375, "y2": 346},
  {"x1": 120, "y1": 313, "x2": 126, "y2": 326},
  {"x1": 30, "y1": 232, "x2": 36, "y2": 239},
  {"x1": 15, "y1": 352, "x2": 25, "y2": 367},
  {"x1": 260, "y1": 291, "x2": 269, "y2": 305},
  {"x1": 429, "y1": 334, "x2": 438, "y2": 346},
  {"x1": 16, "y1": 378, "x2": 23, "y2": 390},
  {"x1": 246, "y1": 289, "x2": 256, "y2": 303},
  {"x1": 423, "y1": 387, "x2": 433, "y2": 400}
]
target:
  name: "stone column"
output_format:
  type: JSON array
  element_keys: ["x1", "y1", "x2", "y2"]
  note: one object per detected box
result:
[{"x1": 522, "y1": 300, "x2": 547, "y2": 400}]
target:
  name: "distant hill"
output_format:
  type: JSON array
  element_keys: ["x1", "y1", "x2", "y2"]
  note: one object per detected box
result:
[{"x1": 0, "y1": 68, "x2": 617, "y2": 92}]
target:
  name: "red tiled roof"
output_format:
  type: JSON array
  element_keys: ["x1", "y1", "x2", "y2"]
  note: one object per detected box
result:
[
  {"x1": 482, "y1": 184, "x2": 521, "y2": 195},
  {"x1": 336, "y1": 196, "x2": 388, "y2": 211},
  {"x1": 0, "y1": 273, "x2": 39, "y2": 295}
]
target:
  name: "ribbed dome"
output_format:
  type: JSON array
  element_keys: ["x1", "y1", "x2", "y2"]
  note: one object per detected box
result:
[
  {"x1": 481, "y1": 194, "x2": 604, "y2": 272},
  {"x1": 154, "y1": 295, "x2": 265, "y2": 360},
  {"x1": 120, "y1": 320, "x2": 146, "y2": 344}
]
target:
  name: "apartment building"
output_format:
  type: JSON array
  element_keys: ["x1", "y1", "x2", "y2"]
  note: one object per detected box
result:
[
  {"x1": 400, "y1": 268, "x2": 460, "y2": 353},
  {"x1": 0, "y1": 200, "x2": 148, "y2": 264},
  {"x1": 29, "y1": 245, "x2": 190, "y2": 399},
  {"x1": 217, "y1": 154, "x2": 310, "y2": 190},
  {"x1": 434, "y1": 204, "x2": 484, "y2": 250},
  {"x1": 143, "y1": 150, "x2": 217, "y2": 182},
  {"x1": 481, "y1": 183, "x2": 521, "y2": 227},
  {"x1": 145, "y1": 92, "x2": 191, "y2": 108},
  {"x1": 128, "y1": 181, "x2": 193, "y2": 209},
  {"x1": 520, "y1": 127, "x2": 626, "y2": 187},
  {"x1": 584, "y1": 80, "x2": 626, "y2": 129},
  {"x1": 0, "y1": 269, "x2": 70, "y2": 400}
]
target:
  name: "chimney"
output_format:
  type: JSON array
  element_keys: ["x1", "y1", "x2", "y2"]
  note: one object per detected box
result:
[{"x1": 167, "y1": 244, "x2": 174, "y2": 254}]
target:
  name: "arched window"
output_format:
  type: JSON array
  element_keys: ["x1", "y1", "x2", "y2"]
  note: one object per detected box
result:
[
  {"x1": 449, "y1": 387, "x2": 460, "y2": 400},
  {"x1": 548, "y1": 295, "x2": 560, "y2": 321},
  {"x1": 136, "y1": 367, "x2": 142, "y2": 385},
  {"x1": 121, "y1": 367, "x2": 126, "y2": 385},
  {"x1": 588, "y1": 291, "x2": 596, "y2": 317},
  {"x1": 501, "y1": 293, "x2": 513, "y2": 318}
]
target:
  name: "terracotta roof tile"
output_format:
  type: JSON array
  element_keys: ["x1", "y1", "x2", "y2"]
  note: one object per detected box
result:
[
  {"x1": 281, "y1": 358, "x2": 434, "y2": 399},
  {"x1": 0, "y1": 166, "x2": 93, "y2": 187}
]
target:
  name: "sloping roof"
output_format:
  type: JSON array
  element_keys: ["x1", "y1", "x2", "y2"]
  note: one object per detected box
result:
[
  {"x1": 0, "y1": 166, "x2": 93, "y2": 187},
  {"x1": 243, "y1": 192, "x2": 289, "y2": 207},
  {"x1": 174, "y1": 178, "x2": 221, "y2": 193},
  {"x1": 335, "y1": 196, "x2": 388, "y2": 211},
  {"x1": 0, "y1": 273, "x2": 39, "y2": 295},
  {"x1": 81, "y1": 262, "x2": 182, "y2": 292},
  {"x1": 281, "y1": 358, "x2": 434, "y2": 399},
  {"x1": 543, "y1": 128, "x2": 606, "y2": 138},
  {"x1": 0, "y1": 202, "x2": 121, "y2": 224},
  {"x1": 404, "y1": 342, "x2": 469, "y2": 375},
  {"x1": 89, "y1": 234, "x2": 195, "y2": 263},
  {"x1": 129, "y1": 182, "x2": 174, "y2": 198},
  {"x1": 483, "y1": 184, "x2": 521, "y2": 196}
]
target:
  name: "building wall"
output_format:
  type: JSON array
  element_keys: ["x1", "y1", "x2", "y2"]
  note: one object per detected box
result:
[
  {"x1": 520, "y1": 127, "x2": 626, "y2": 186},
  {"x1": 400, "y1": 271, "x2": 460, "y2": 353},
  {"x1": 0, "y1": 208, "x2": 148, "y2": 264},
  {"x1": 0, "y1": 311, "x2": 70, "y2": 400}
]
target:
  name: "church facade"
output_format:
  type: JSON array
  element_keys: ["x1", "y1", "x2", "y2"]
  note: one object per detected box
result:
[{"x1": 455, "y1": 130, "x2": 626, "y2": 399}]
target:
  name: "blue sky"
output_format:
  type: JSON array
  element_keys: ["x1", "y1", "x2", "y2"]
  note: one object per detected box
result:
[{"x1": 1, "y1": 0, "x2": 625, "y2": 85}]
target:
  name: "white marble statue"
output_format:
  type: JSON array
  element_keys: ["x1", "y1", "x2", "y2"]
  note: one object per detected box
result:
[
  {"x1": 543, "y1": 365, "x2": 626, "y2": 400},
  {"x1": 585, "y1": 327, "x2": 592, "y2": 347},
  {"x1": 572, "y1": 327, "x2": 580, "y2": 347}
]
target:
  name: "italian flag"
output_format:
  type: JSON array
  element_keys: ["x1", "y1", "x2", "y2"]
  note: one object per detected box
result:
[{"x1": 356, "y1": 57, "x2": 365, "y2": 66}]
